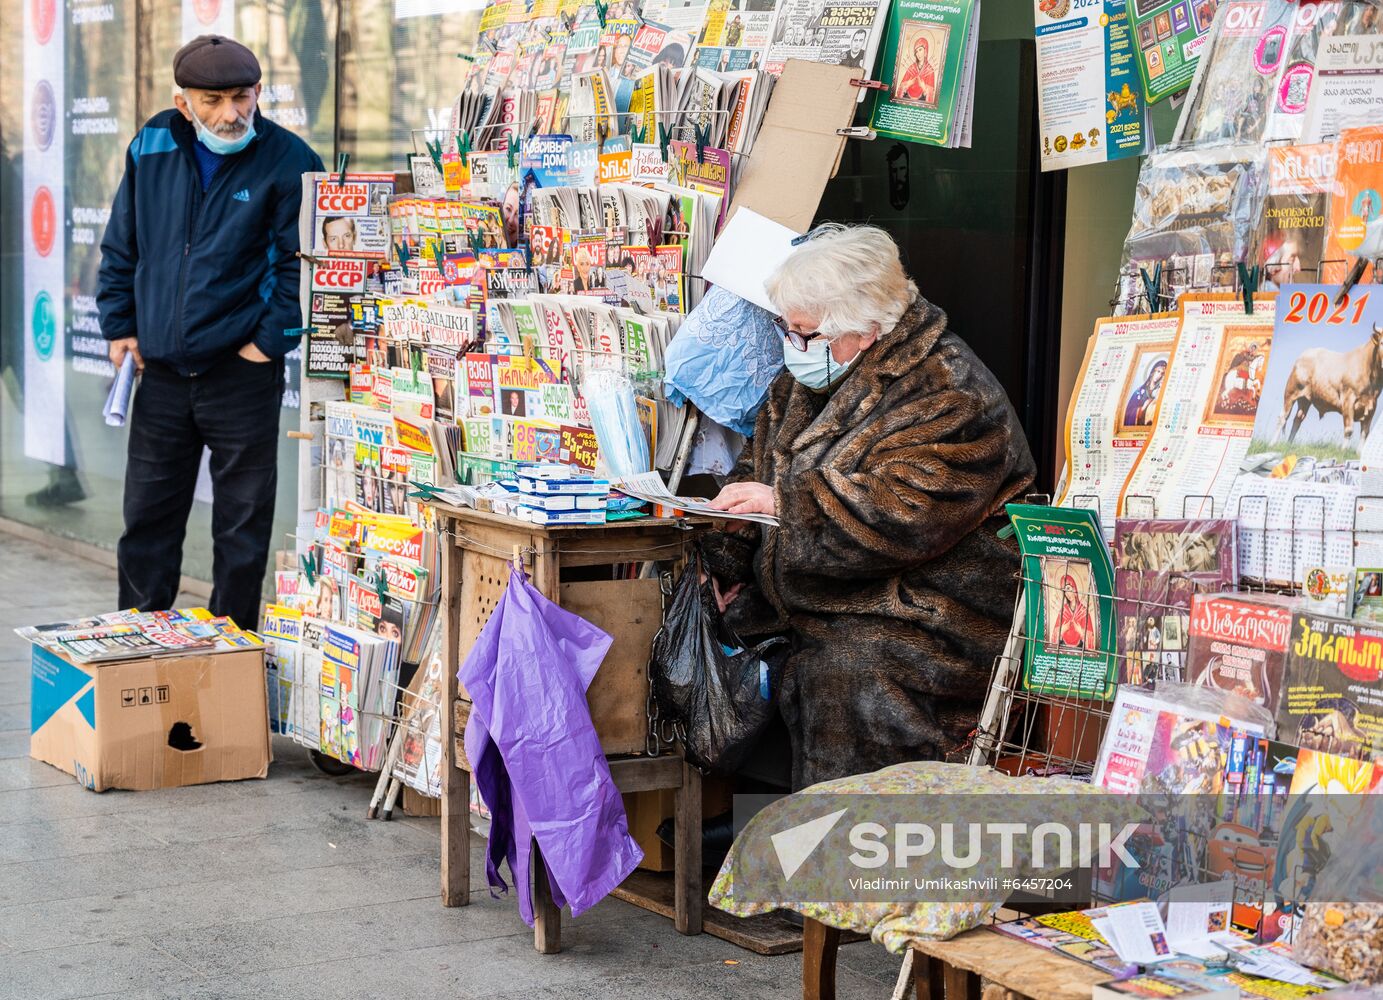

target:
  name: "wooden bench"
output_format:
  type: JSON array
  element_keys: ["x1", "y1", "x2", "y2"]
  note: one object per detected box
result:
[{"x1": 803, "y1": 919, "x2": 1112, "y2": 1000}]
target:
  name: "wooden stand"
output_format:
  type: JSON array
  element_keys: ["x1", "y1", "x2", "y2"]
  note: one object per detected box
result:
[
  {"x1": 801, "y1": 920, "x2": 1112, "y2": 1000},
  {"x1": 431, "y1": 503, "x2": 707, "y2": 953}
]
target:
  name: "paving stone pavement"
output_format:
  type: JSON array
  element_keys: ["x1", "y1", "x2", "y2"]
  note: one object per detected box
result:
[{"x1": 0, "y1": 532, "x2": 903, "y2": 999}]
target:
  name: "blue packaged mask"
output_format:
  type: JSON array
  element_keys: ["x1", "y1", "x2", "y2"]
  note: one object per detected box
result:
[
  {"x1": 782, "y1": 336, "x2": 856, "y2": 389},
  {"x1": 189, "y1": 106, "x2": 256, "y2": 155}
]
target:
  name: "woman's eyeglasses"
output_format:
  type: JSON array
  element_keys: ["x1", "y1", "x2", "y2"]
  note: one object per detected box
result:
[{"x1": 773, "y1": 317, "x2": 823, "y2": 352}]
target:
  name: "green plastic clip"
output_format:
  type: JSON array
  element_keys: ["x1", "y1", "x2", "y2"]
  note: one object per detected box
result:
[
  {"x1": 336, "y1": 152, "x2": 350, "y2": 187},
  {"x1": 1237, "y1": 261, "x2": 1259, "y2": 315},
  {"x1": 1138, "y1": 262, "x2": 1162, "y2": 312},
  {"x1": 692, "y1": 122, "x2": 711, "y2": 164}
]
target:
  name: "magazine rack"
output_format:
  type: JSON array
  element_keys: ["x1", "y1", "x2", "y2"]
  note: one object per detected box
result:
[
  {"x1": 427, "y1": 500, "x2": 709, "y2": 953},
  {"x1": 968, "y1": 506, "x2": 1335, "y2": 928}
]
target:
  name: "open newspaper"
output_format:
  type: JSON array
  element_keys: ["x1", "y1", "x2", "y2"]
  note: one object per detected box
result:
[{"x1": 613, "y1": 470, "x2": 779, "y2": 525}]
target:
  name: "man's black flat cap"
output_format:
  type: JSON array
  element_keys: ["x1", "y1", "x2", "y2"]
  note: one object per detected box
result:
[{"x1": 173, "y1": 35, "x2": 261, "y2": 90}]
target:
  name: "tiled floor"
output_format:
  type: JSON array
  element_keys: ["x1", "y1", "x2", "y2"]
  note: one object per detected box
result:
[{"x1": 0, "y1": 532, "x2": 902, "y2": 999}]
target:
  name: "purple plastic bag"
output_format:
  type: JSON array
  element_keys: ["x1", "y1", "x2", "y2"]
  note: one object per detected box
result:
[{"x1": 461, "y1": 566, "x2": 643, "y2": 923}]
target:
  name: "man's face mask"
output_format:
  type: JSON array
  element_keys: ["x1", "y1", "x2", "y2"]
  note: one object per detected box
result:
[
  {"x1": 189, "y1": 103, "x2": 256, "y2": 155},
  {"x1": 783, "y1": 335, "x2": 859, "y2": 389}
]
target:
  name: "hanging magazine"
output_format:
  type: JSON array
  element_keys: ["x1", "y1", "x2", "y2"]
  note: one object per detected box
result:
[
  {"x1": 1126, "y1": 0, "x2": 1218, "y2": 103},
  {"x1": 1007, "y1": 503, "x2": 1119, "y2": 700},
  {"x1": 869, "y1": 0, "x2": 979, "y2": 147},
  {"x1": 1256, "y1": 142, "x2": 1335, "y2": 288},
  {"x1": 762, "y1": 0, "x2": 891, "y2": 80}
]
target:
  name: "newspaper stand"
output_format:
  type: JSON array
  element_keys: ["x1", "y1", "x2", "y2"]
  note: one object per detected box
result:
[{"x1": 425, "y1": 499, "x2": 709, "y2": 953}]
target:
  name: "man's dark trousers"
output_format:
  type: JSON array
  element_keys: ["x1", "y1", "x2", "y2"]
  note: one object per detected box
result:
[{"x1": 118, "y1": 353, "x2": 283, "y2": 630}]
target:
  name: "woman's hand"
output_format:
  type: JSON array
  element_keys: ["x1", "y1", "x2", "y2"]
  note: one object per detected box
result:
[{"x1": 707, "y1": 481, "x2": 776, "y2": 516}]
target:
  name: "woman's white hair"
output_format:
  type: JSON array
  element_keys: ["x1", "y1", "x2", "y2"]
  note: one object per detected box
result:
[{"x1": 765, "y1": 223, "x2": 918, "y2": 339}]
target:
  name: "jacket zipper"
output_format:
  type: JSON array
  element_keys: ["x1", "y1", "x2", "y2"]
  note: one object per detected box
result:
[
  {"x1": 175, "y1": 143, "x2": 248, "y2": 373},
  {"x1": 174, "y1": 180, "x2": 198, "y2": 373}
]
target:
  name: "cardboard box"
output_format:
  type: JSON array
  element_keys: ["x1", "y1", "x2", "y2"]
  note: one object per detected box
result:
[{"x1": 30, "y1": 644, "x2": 271, "y2": 791}]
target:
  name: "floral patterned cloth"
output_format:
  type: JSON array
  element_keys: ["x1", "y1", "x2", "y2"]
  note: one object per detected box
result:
[{"x1": 708, "y1": 761, "x2": 1107, "y2": 954}]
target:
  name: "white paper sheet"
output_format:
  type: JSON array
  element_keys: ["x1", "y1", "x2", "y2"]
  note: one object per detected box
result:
[{"x1": 703, "y1": 208, "x2": 800, "y2": 313}]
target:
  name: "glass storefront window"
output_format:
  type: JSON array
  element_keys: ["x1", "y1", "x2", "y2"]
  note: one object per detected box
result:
[{"x1": 1, "y1": 0, "x2": 1144, "y2": 590}]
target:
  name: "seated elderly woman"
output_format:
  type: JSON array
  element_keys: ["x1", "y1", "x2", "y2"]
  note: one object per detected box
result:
[{"x1": 701, "y1": 224, "x2": 1035, "y2": 790}]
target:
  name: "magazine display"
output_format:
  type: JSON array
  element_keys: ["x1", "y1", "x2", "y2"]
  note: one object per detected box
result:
[
  {"x1": 16, "y1": 608, "x2": 262, "y2": 664},
  {"x1": 1007, "y1": 503, "x2": 1119, "y2": 700},
  {"x1": 1113, "y1": 519, "x2": 1238, "y2": 686},
  {"x1": 1185, "y1": 591, "x2": 1294, "y2": 712},
  {"x1": 868, "y1": 0, "x2": 979, "y2": 147},
  {"x1": 1055, "y1": 312, "x2": 1180, "y2": 528},
  {"x1": 1118, "y1": 295, "x2": 1276, "y2": 524},
  {"x1": 1277, "y1": 612, "x2": 1383, "y2": 761},
  {"x1": 1321, "y1": 124, "x2": 1383, "y2": 283},
  {"x1": 1256, "y1": 143, "x2": 1336, "y2": 288}
]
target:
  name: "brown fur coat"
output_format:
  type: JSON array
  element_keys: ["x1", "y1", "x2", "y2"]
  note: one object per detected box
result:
[{"x1": 701, "y1": 295, "x2": 1035, "y2": 789}]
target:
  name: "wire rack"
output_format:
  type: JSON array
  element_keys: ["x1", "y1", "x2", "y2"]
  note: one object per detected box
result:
[{"x1": 967, "y1": 503, "x2": 1379, "y2": 936}]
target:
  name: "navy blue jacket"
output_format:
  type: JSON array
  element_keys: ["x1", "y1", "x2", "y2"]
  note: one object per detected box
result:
[{"x1": 98, "y1": 108, "x2": 324, "y2": 376}]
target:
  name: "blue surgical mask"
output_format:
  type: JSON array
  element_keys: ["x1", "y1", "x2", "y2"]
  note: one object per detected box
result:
[
  {"x1": 783, "y1": 336, "x2": 857, "y2": 389},
  {"x1": 190, "y1": 106, "x2": 256, "y2": 155}
]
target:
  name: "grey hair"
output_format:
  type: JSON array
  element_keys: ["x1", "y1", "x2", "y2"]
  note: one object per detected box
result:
[{"x1": 765, "y1": 224, "x2": 918, "y2": 339}]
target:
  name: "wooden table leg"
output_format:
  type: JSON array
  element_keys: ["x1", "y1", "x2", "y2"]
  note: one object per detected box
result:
[
  {"x1": 532, "y1": 841, "x2": 562, "y2": 954},
  {"x1": 802, "y1": 917, "x2": 841, "y2": 1000},
  {"x1": 943, "y1": 963, "x2": 981, "y2": 1000},
  {"x1": 440, "y1": 533, "x2": 470, "y2": 907},
  {"x1": 674, "y1": 759, "x2": 703, "y2": 935},
  {"x1": 912, "y1": 952, "x2": 945, "y2": 1000},
  {"x1": 911, "y1": 950, "x2": 943, "y2": 1000}
]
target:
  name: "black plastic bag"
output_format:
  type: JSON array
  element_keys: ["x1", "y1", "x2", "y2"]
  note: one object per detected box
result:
[{"x1": 650, "y1": 557, "x2": 789, "y2": 773}]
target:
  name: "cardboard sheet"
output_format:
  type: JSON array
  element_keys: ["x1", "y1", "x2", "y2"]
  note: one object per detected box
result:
[{"x1": 726, "y1": 59, "x2": 864, "y2": 234}]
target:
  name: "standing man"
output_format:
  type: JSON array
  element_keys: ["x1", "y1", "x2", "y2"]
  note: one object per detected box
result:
[{"x1": 98, "y1": 35, "x2": 324, "y2": 629}]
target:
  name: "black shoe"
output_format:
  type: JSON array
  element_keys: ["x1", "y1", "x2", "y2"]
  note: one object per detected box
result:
[
  {"x1": 26, "y1": 471, "x2": 87, "y2": 508},
  {"x1": 656, "y1": 809, "x2": 736, "y2": 869}
]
